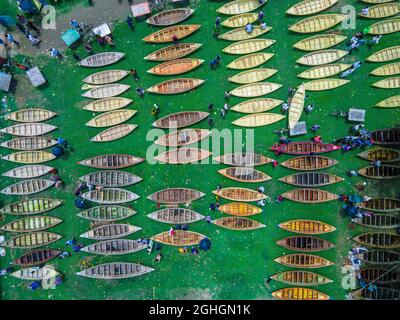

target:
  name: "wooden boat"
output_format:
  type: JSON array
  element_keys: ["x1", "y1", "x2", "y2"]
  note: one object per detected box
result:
[
  {"x1": 5, "y1": 108, "x2": 57, "y2": 123},
  {"x1": 371, "y1": 128, "x2": 400, "y2": 146},
  {"x1": 11, "y1": 266, "x2": 59, "y2": 280},
  {"x1": 1, "y1": 179, "x2": 54, "y2": 196},
  {"x1": 218, "y1": 167, "x2": 271, "y2": 183},
  {"x1": 277, "y1": 235, "x2": 334, "y2": 252},
  {"x1": 272, "y1": 287, "x2": 329, "y2": 300},
  {"x1": 229, "y1": 68, "x2": 278, "y2": 84},
  {"x1": 368, "y1": 18, "x2": 400, "y2": 34},
  {"x1": 353, "y1": 232, "x2": 400, "y2": 249},
  {"x1": 287, "y1": 0, "x2": 338, "y2": 16},
  {"x1": 223, "y1": 39, "x2": 275, "y2": 55},
  {"x1": 270, "y1": 141, "x2": 340, "y2": 155},
  {"x1": 151, "y1": 230, "x2": 206, "y2": 246},
  {"x1": 297, "y1": 49, "x2": 348, "y2": 66},
  {"x1": 361, "y1": 268, "x2": 400, "y2": 284},
  {"x1": 213, "y1": 152, "x2": 274, "y2": 166},
  {"x1": 91, "y1": 124, "x2": 137, "y2": 143},
  {"x1": 0, "y1": 123, "x2": 56, "y2": 136},
  {"x1": 271, "y1": 270, "x2": 332, "y2": 286},
  {"x1": 350, "y1": 287, "x2": 400, "y2": 300},
  {"x1": 212, "y1": 187, "x2": 266, "y2": 202},
  {"x1": 217, "y1": 0, "x2": 265, "y2": 14},
  {"x1": 376, "y1": 95, "x2": 400, "y2": 108},
  {"x1": 2, "y1": 231, "x2": 61, "y2": 249},
  {"x1": 81, "y1": 224, "x2": 141, "y2": 240},
  {"x1": 83, "y1": 70, "x2": 129, "y2": 85},
  {"x1": 154, "y1": 128, "x2": 211, "y2": 147},
  {"x1": 222, "y1": 12, "x2": 258, "y2": 28},
  {"x1": 231, "y1": 98, "x2": 283, "y2": 113},
  {"x1": 274, "y1": 253, "x2": 334, "y2": 268},
  {"x1": 360, "y1": 197, "x2": 400, "y2": 213},
  {"x1": 148, "y1": 208, "x2": 204, "y2": 224},
  {"x1": 77, "y1": 205, "x2": 136, "y2": 222},
  {"x1": 3, "y1": 164, "x2": 54, "y2": 179},
  {"x1": 288, "y1": 84, "x2": 305, "y2": 130},
  {"x1": 230, "y1": 82, "x2": 282, "y2": 97},
  {"x1": 281, "y1": 155, "x2": 338, "y2": 171},
  {"x1": 155, "y1": 148, "x2": 212, "y2": 164},
  {"x1": 77, "y1": 262, "x2": 154, "y2": 279},
  {"x1": 358, "y1": 148, "x2": 400, "y2": 163},
  {"x1": 360, "y1": 3, "x2": 400, "y2": 18},
  {"x1": 219, "y1": 26, "x2": 271, "y2": 41},
  {"x1": 82, "y1": 84, "x2": 130, "y2": 99},
  {"x1": 289, "y1": 14, "x2": 346, "y2": 33},
  {"x1": 147, "y1": 58, "x2": 204, "y2": 76},
  {"x1": 79, "y1": 170, "x2": 141, "y2": 188},
  {"x1": 367, "y1": 46, "x2": 400, "y2": 62},
  {"x1": 352, "y1": 214, "x2": 400, "y2": 229},
  {"x1": 86, "y1": 110, "x2": 136, "y2": 128},
  {"x1": 293, "y1": 34, "x2": 347, "y2": 51},
  {"x1": 0, "y1": 198, "x2": 62, "y2": 216},
  {"x1": 298, "y1": 64, "x2": 351, "y2": 79},
  {"x1": 153, "y1": 111, "x2": 209, "y2": 129},
  {"x1": 213, "y1": 217, "x2": 265, "y2": 231},
  {"x1": 147, "y1": 188, "x2": 205, "y2": 205},
  {"x1": 280, "y1": 172, "x2": 342, "y2": 188},
  {"x1": 144, "y1": 43, "x2": 202, "y2": 61},
  {"x1": 83, "y1": 97, "x2": 132, "y2": 112},
  {"x1": 372, "y1": 77, "x2": 400, "y2": 89},
  {"x1": 232, "y1": 113, "x2": 285, "y2": 127},
  {"x1": 371, "y1": 62, "x2": 400, "y2": 77},
  {"x1": 0, "y1": 137, "x2": 57, "y2": 150},
  {"x1": 13, "y1": 249, "x2": 61, "y2": 267},
  {"x1": 278, "y1": 220, "x2": 336, "y2": 234},
  {"x1": 358, "y1": 165, "x2": 400, "y2": 179},
  {"x1": 304, "y1": 78, "x2": 350, "y2": 91},
  {"x1": 78, "y1": 154, "x2": 144, "y2": 169},
  {"x1": 358, "y1": 250, "x2": 400, "y2": 265},
  {"x1": 80, "y1": 188, "x2": 140, "y2": 204},
  {"x1": 360, "y1": 0, "x2": 398, "y2": 3},
  {"x1": 143, "y1": 24, "x2": 200, "y2": 43},
  {"x1": 146, "y1": 8, "x2": 194, "y2": 26},
  {"x1": 217, "y1": 202, "x2": 262, "y2": 216},
  {"x1": 147, "y1": 78, "x2": 204, "y2": 94},
  {"x1": 282, "y1": 188, "x2": 338, "y2": 203},
  {"x1": 1, "y1": 216, "x2": 62, "y2": 233},
  {"x1": 79, "y1": 52, "x2": 125, "y2": 67},
  {"x1": 227, "y1": 53, "x2": 274, "y2": 70},
  {"x1": 2, "y1": 151, "x2": 55, "y2": 164},
  {"x1": 81, "y1": 239, "x2": 147, "y2": 255}
]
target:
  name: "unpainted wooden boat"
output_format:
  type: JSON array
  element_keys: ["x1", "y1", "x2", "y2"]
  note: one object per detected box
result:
[
  {"x1": 78, "y1": 154, "x2": 144, "y2": 169},
  {"x1": 1, "y1": 216, "x2": 62, "y2": 233},
  {"x1": 86, "y1": 110, "x2": 136, "y2": 128},
  {"x1": 11, "y1": 266, "x2": 59, "y2": 280},
  {"x1": 213, "y1": 152, "x2": 274, "y2": 166},
  {"x1": 5, "y1": 108, "x2": 57, "y2": 123},
  {"x1": 83, "y1": 97, "x2": 132, "y2": 112},
  {"x1": 1, "y1": 179, "x2": 54, "y2": 196},
  {"x1": 371, "y1": 62, "x2": 400, "y2": 77},
  {"x1": 155, "y1": 148, "x2": 212, "y2": 164},
  {"x1": 271, "y1": 270, "x2": 333, "y2": 286},
  {"x1": 270, "y1": 141, "x2": 340, "y2": 155},
  {"x1": 360, "y1": 0, "x2": 398, "y2": 3},
  {"x1": 2, "y1": 165, "x2": 53, "y2": 179},
  {"x1": 79, "y1": 170, "x2": 141, "y2": 188},
  {"x1": 2, "y1": 231, "x2": 61, "y2": 249},
  {"x1": 352, "y1": 214, "x2": 400, "y2": 229},
  {"x1": 0, "y1": 123, "x2": 57, "y2": 136},
  {"x1": 353, "y1": 232, "x2": 400, "y2": 249},
  {"x1": 147, "y1": 188, "x2": 205, "y2": 205},
  {"x1": 278, "y1": 220, "x2": 336, "y2": 234},
  {"x1": 305, "y1": 78, "x2": 350, "y2": 91},
  {"x1": 232, "y1": 112, "x2": 285, "y2": 127},
  {"x1": 147, "y1": 78, "x2": 204, "y2": 94},
  {"x1": 154, "y1": 128, "x2": 211, "y2": 147},
  {"x1": 297, "y1": 49, "x2": 348, "y2": 66},
  {"x1": 146, "y1": 8, "x2": 194, "y2": 26},
  {"x1": 80, "y1": 188, "x2": 140, "y2": 204},
  {"x1": 144, "y1": 43, "x2": 202, "y2": 61},
  {"x1": 358, "y1": 165, "x2": 400, "y2": 179},
  {"x1": 293, "y1": 34, "x2": 347, "y2": 51},
  {"x1": 227, "y1": 53, "x2": 274, "y2": 70},
  {"x1": 151, "y1": 230, "x2": 206, "y2": 246},
  {"x1": 289, "y1": 14, "x2": 346, "y2": 33},
  {"x1": 230, "y1": 82, "x2": 282, "y2": 97},
  {"x1": 83, "y1": 70, "x2": 129, "y2": 85},
  {"x1": 79, "y1": 52, "x2": 125, "y2": 67},
  {"x1": 287, "y1": 0, "x2": 338, "y2": 16},
  {"x1": 81, "y1": 239, "x2": 147, "y2": 255},
  {"x1": 272, "y1": 287, "x2": 329, "y2": 300},
  {"x1": 143, "y1": 24, "x2": 200, "y2": 43},
  {"x1": 231, "y1": 98, "x2": 283, "y2": 113},
  {"x1": 372, "y1": 77, "x2": 400, "y2": 89},
  {"x1": 0, "y1": 136, "x2": 57, "y2": 150},
  {"x1": 218, "y1": 167, "x2": 271, "y2": 183},
  {"x1": 0, "y1": 198, "x2": 62, "y2": 215},
  {"x1": 219, "y1": 26, "x2": 271, "y2": 41},
  {"x1": 229, "y1": 68, "x2": 278, "y2": 84},
  {"x1": 358, "y1": 250, "x2": 400, "y2": 265},
  {"x1": 361, "y1": 268, "x2": 400, "y2": 284},
  {"x1": 77, "y1": 262, "x2": 154, "y2": 279},
  {"x1": 212, "y1": 187, "x2": 266, "y2": 202},
  {"x1": 2, "y1": 151, "x2": 55, "y2": 164},
  {"x1": 218, "y1": 202, "x2": 262, "y2": 216},
  {"x1": 274, "y1": 253, "x2": 334, "y2": 268},
  {"x1": 147, "y1": 58, "x2": 204, "y2": 76},
  {"x1": 216, "y1": 0, "x2": 265, "y2": 15},
  {"x1": 213, "y1": 217, "x2": 265, "y2": 231},
  {"x1": 298, "y1": 63, "x2": 351, "y2": 79},
  {"x1": 223, "y1": 39, "x2": 275, "y2": 55},
  {"x1": 277, "y1": 235, "x2": 334, "y2": 252},
  {"x1": 152, "y1": 111, "x2": 209, "y2": 129},
  {"x1": 81, "y1": 224, "x2": 141, "y2": 240},
  {"x1": 281, "y1": 155, "x2": 338, "y2": 170},
  {"x1": 13, "y1": 249, "x2": 61, "y2": 267},
  {"x1": 282, "y1": 188, "x2": 338, "y2": 203},
  {"x1": 82, "y1": 84, "x2": 130, "y2": 99},
  {"x1": 350, "y1": 287, "x2": 400, "y2": 300},
  {"x1": 360, "y1": 3, "x2": 400, "y2": 18},
  {"x1": 368, "y1": 18, "x2": 400, "y2": 34},
  {"x1": 288, "y1": 84, "x2": 305, "y2": 130},
  {"x1": 366, "y1": 45, "x2": 400, "y2": 62},
  {"x1": 77, "y1": 205, "x2": 136, "y2": 222},
  {"x1": 91, "y1": 124, "x2": 137, "y2": 143},
  {"x1": 371, "y1": 128, "x2": 400, "y2": 146},
  {"x1": 148, "y1": 208, "x2": 204, "y2": 224},
  {"x1": 376, "y1": 95, "x2": 400, "y2": 108},
  {"x1": 358, "y1": 148, "x2": 400, "y2": 163},
  {"x1": 360, "y1": 197, "x2": 400, "y2": 213},
  {"x1": 222, "y1": 12, "x2": 258, "y2": 28}
]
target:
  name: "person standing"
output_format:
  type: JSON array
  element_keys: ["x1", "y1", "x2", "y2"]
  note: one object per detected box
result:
[
  {"x1": 6, "y1": 33, "x2": 20, "y2": 46},
  {"x1": 126, "y1": 16, "x2": 134, "y2": 30},
  {"x1": 130, "y1": 68, "x2": 139, "y2": 81}
]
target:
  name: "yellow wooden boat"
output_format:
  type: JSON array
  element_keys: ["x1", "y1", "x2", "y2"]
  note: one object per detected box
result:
[
  {"x1": 272, "y1": 287, "x2": 329, "y2": 300},
  {"x1": 0, "y1": 216, "x2": 62, "y2": 232},
  {"x1": 219, "y1": 26, "x2": 271, "y2": 41},
  {"x1": 293, "y1": 34, "x2": 347, "y2": 51},
  {"x1": 287, "y1": 0, "x2": 338, "y2": 16},
  {"x1": 82, "y1": 70, "x2": 129, "y2": 85},
  {"x1": 368, "y1": 18, "x2": 400, "y2": 34},
  {"x1": 372, "y1": 77, "x2": 400, "y2": 89},
  {"x1": 376, "y1": 95, "x2": 400, "y2": 108},
  {"x1": 359, "y1": 3, "x2": 400, "y2": 18},
  {"x1": 218, "y1": 202, "x2": 262, "y2": 216},
  {"x1": 218, "y1": 167, "x2": 271, "y2": 182},
  {"x1": 85, "y1": 110, "x2": 136, "y2": 128},
  {"x1": 91, "y1": 124, "x2": 138, "y2": 143},
  {"x1": 221, "y1": 13, "x2": 258, "y2": 28},
  {"x1": 212, "y1": 217, "x2": 265, "y2": 231},
  {"x1": 232, "y1": 113, "x2": 285, "y2": 127},
  {"x1": 288, "y1": 84, "x2": 306, "y2": 130},
  {"x1": 147, "y1": 58, "x2": 204, "y2": 76},
  {"x1": 229, "y1": 68, "x2": 278, "y2": 84},
  {"x1": 278, "y1": 219, "x2": 336, "y2": 234},
  {"x1": 230, "y1": 82, "x2": 282, "y2": 97},
  {"x1": 227, "y1": 53, "x2": 274, "y2": 70},
  {"x1": 297, "y1": 49, "x2": 348, "y2": 66},
  {"x1": 143, "y1": 24, "x2": 201, "y2": 43},
  {"x1": 289, "y1": 14, "x2": 346, "y2": 33},
  {"x1": 304, "y1": 78, "x2": 350, "y2": 91},
  {"x1": 223, "y1": 39, "x2": 276, "y2": 55},
  {"x1": 5, "y1": 109, "x2": 57, "y2": 123},
  {"x1": 2, "y1": 151, "x2": 56, "y2": 164},
  {"x1": 151, "y1": 230, "x2": 206, "y2": 246},
  {"x1": 231, "y1": 98, "x2": 283, "y2": 113},
  {"x1": 216, "y1": 0, "x2": 265, "y2": 15},
  {"x1": 212, "y1": 187, "x2": 266, "y2": 202},
  {"x1": 366, "y1": 46, "x2": 400, "y2": 62},
  {"x1": 298, "y1": 63, "x2": 351, "y2": 79},
  {"x1": 370, "y1": 62, "x2": 400, "y2": 76}
]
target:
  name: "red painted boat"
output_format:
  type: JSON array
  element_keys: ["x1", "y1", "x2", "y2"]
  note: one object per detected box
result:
[{"x1": 270, "y1": 142, "x2": 340, "y2": 155}]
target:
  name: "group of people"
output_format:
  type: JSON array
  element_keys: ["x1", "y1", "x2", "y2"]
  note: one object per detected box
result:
[
  {"x1": 334, "y1": 124, "x2": 373, "y2": 152},
  {"x1": 14, "y1": 14, "x2": 41, "y2": 46}
]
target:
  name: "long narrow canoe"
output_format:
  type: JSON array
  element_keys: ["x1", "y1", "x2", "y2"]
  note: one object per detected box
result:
[
  {"x1": 218, "y1": 202, "x2": 262, "y2": 216},
  {"x1": 272, "y1": 287, "x2": 329, "y2": 300},
  {"x1": 370, "y1": 62, "x2": 400, "y2": 77},
  {"x1": 366, "y1": 46, "x2": 400, "y2": 62},
  {"x1": 278, "y1": 220, "x2": 336, "y2": 234},
  {"x1": 293, "y1": 34, "x2": 347, "y2": 51},
  {"x1": 154, "y1": 128, "x2": 211, "y2": 147},
  {"x1": 232, "y1": 113, "x2": 285, "y2": 127},
  {"x1": 372, "y1": 77, "x2": 400, "y2": 89},
  {"x1": 147, "y1": 58, "x2": 204, "y2": 76},
  {"x1": 86, "y1": 110, "x2": 136, "y2": 128},
  {"x1": 83, "y1": 70, "x2": 129, "y2": 85},
  {"x1": 360, "y1": 197, "x2": 400, "y2": 213},
  {"x1": 367, "y1": 18, "x2": 400, "y2": 34},
  {"x1": 2, "y1": 164, "x2": 53, "y2": 179},
  {"x1": 2, "y1": 232, "x2": 61, "y2": 249},
  {"x1": 297, "y1": 49, "x2": 348, "y2": 66},
  {"x1": 82, "y1": 84, "x2": 130, "y2": 99},
  {"x1": 80, "y1": 224, "x2": 141, "y2": 240},
  {"x1": 359, "y1": 3, "x2": 400, "y2": 18},
  {"x1": 1, "y1": 216, "x2": 62, "y2": 233},
  {"x1": 77, "y1": 262, "x2": 154, "y2": 279},
  {"x1": 274, "y1": 253, "x2": 334, "y2": 268},
  {"x1": 271, "y1": 270, "x2": 333, "y2": 286},
  {"x1": 229, "y1": 68, "x2": 278, "y2": 84},
  {"x1": 288, "y1": 84, "x2": 305, "y2": 130},
  {"x1": 218, "y1": 167, "x2": 271, "y2": 182},
  {"x1": 353, "y1": 232, "x2": 400, "y2": 249},
  {"x1": 230, "y1": 82, "x2": 282, "y2": 97},
  {"x1": 281, "y1": 188, "x2": 338, "y2": 203},
  {"x1": 77, "y1": 205, "x2": 136, "y2": 222},
  {"x1": 279, "y1": 172, "x2": 343, "y2": 187},
  {"x1": 147, "y1": 188, "x2": 205, "y2": 205},
  {"x1": 0, "y1": 137, "x2": 57, "y2": 150},
  {"x1": 350, "y1": 287, "x2": 400, "y2": 301},
  {"x1": 212, "y1": 187, "x2": 266, "y2": 202},
  {"x1": 80, "y1": 188, "x2": 140, "y2": 204},
  {"x1": 277, "y1": 235, "x2": 334, "y2": 251},
  {"x1": 304, "y1": 78, "x2": 350, "y2": 91},
  {"x1": 91, "y1": 124, "x2": 137, "y2": 143},
  {"x1": 376, "y1": 95, "x2": 400, "y2": 108},
  {"x1": 81, "y1": 239, "x2": 147, "y2": 255},
  {"x1": 155, "y1": 148, "x2": 212, "y2": 164},
  {"x1": 0, "y1": 198, "x2": 62, "y2": 215},
  {"x1": 360, "y1": 268, "x2": 400, "y2": 284},
  {"x1": 83, "y1": 97, "x2": 132, "y2": 112},
  {"x1": 219, "y1": 26, "x2": 271, "y2": 41},
  {"x1": 352, "y1": 214, "x2": 400, "y2": 229},
  {"x1": 371, "y1": 128, "x2": 400, "y2": 146},
  {"x1": 148, "y1": 208, "x2": 204, "y2": 224},
  {"x1": 11, "y1": 266, "x2": 59, "y2": 280},
  {"x1": 146, "y1": 8, "x2": 194, "y2": 26},
  {"x1": 222, "y1": 12, "x2": 258, "y2": 28},
  {"x1": 151, "y1": 230, "x2": 206, "y2": 246},
  {"x1": 213, "y1": 217, "x2": 265, "y2": 231},
  {"x1": 147, "y1": 78, "x2": 204, "y2": 94},
  {"x1": 358, "y1": 250, "x2": 400, "y2": 265},
  {"x1": 227, "y1": 52, "x2": 274, "y2": 70},
  {"x1": 79, "y1": 52, "x2": 125, "y2": 67},
  {"x1": 289, "y1": 14, "x2": 346, "y2": 33},
  {"x1": 358, "y1": 165, "x2": 400, "y2": 179},
  {"x1": 143, "y1": 24, "x2": 200, "y2": 43},
  {"x1": 1, "y1": 179, "x2": 54, "y2": 196},
  {"x1": 5, "y1": 108, "x2": 57, "y2": 123},
  {"x1": 2, "y1": 151, "x2": 55, "y2": 164},
  {"x1": 13, "y1": 249, "x2": 61, "y2": 267},
  {"x1": 152, "y1": 111, "x2": 209, "y2": 129},
  {"x1": 281, "y1": 155, "x2": 338, "y2": 170},
  {"x1": 0, "y1": 123, "x2": 56, "y2": 136},
  {"x1": 231, "y1": 98, "x2": 283, "y2": 113},
  {"x1": 79, "y1": 154, "x2": 144, "y2": 169},
  {"x1": 144, "y1": 43, "x2": 202, "y2": 61},
  {"x1": 216, "y1": 0, "x2": 266, "y2": 15},
  {"x1": 270, "y1": 142, "x2": 340, "y2": 154},
  {"x1": 223, "y1": 39, "x2": 275, "y2": 55},
  {"x1": 358, "y1": 148, "x2": 400, "y2": 163},
  {"x1": 213, "y1": 152, "x2": 274, "y2": 166},
  {"x1": 79, "y1": 170, "x2": 142, "y2": 187},
  {"x1": 298, "y1": 64, "x2": 351, "y2": 79},
  {"x1": 287, "y1": 0, "x2": 338, "y2": 16}
]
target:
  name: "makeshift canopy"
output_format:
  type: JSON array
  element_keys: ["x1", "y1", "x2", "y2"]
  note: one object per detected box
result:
[
  {"x1": 61, "y1": 29, "x2": 80, "y2": 47},
  {"x1": 92, "y1": 23, "x2": 111, "y2": 38}
]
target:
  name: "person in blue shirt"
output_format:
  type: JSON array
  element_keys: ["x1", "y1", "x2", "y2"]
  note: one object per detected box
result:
[
  {"x1": 6, "y1": 33, "x2": 20, "y2": 46},
  {"x1": 126, "y1": 16, "x2": 134, "y2": 29}
]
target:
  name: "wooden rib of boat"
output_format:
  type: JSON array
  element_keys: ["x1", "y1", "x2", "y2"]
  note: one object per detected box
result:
[
  {"x1": 353, "y1": 232, "x2": 400, "y2": 249},
  {"x1": 0, "y1": 198, "x2": 62, "y2": 216},
  {"x1": 271, "y1": 270, "x2": 333, "y2": 286},
  {"x1": 91, "y1": 124, "x2": 137, "y2": 143},
  {"x1": 80, "y1": 188, "x2": 140, "y2": 204},
  {"x1": 78, "y1": 154, "x2": 144, "y2": 169},
  {"x1": 219, "y1": 26, "x2": 271, "y2": 41},
  {"x1": 277, "y1": 235, "x2": 334, "y2": 252},
  {"x1": 213, "y1": 152, "x2": 274, "y2": 166},
  {"x1": 76, "y1": 262, "x2": 154, "y2": 279},
  {"x1": 79, "y1": 52, "x2": 125, "y2": 67},
  {"x1": 282, "y1": 188, "x2": 338, "y2": 203},
  {"x1": 151, "y1": 230, "x2": 206, "y2": 246},
  {"x1": 358, "y1": 165, "x2": 400, "y2": 179},
  {"x1": 2, "y1": 151, "x2": 55, "y2": 164},
  {"x1": 143, "y1": 24, "x2": 200, "y2": 43},
  {"x1": 367, "y1": 46, "x2": 400, "y2": 62},
  {"x1": 376, "y1": 95, "x2": 400, "y2": 108},
  {"x1": 223, "y1": 39, "x2": 275, "y2": 55},
  {"x1": 79, "y1": 170, "x2": 141, "y2": 188},
  {"x1": 11, "y1": 266, "x2": 59, "y2": 280},
  {"x1": 147, "y1": 78, "x2": 204, "y2": 94},
  {"x1": 2, "y1": 231, "x2": 61, "y2": 249},
  {"x1": 212, "y1": 187, "x2": 266, "y2": 202},
  {"x1": 304, "y1": 78, "x2": 350, "y2": 91},
  {"x1": 1, "y1": 216, "x2": 62, "y2": 233},
  {"x1": 278, "y1": 220, "x2": 336, "y2": 234},
  {"x1": 358, "y1": 148, "x2": 400, "y2": 163},
  {"x1": 83, "y1": 70, "x2": 129, "y2": 85},
  {"x1": 287, "y1": 0, "x2": 338, "y2": 16},
  {"x1": 213, "y1": 217, "x2": 265, "y2": 231},
  {"x1": 154, "y1": 128, "x2": 211, "y2": 147},
  {"x1": 13, "y1": 249, "x2": 61, "y2": 267},
  {"x1": 281, "y1": 155, "x2": 338, "y2": 171},
  {"x1": 360, "y1": 3, "x2": 400, "y2": 18},
  {"x1": 77, "y1": 205, "x2": 136, "y2": 222},
  {"x1": 274, "y1": 253, "x2": 334, "y2": 268},
  {"x1": 218, "y1": 202, "x2": 262, "y2": 216},
  {"x1": 231, "y1": 98, "x2": 283, "y2": 113},
  {"x1": 358, "y1": 250, "x2": 400, "y2": 265},
  {"x1": 5, "y1": 108, "x2": 57, "y2": 123},
  {"x1": 232, "y1": 113, "x2": 285, "y2": 127},
  {"x1": 372, "y1": 77, "x2": 400, "y2": 89},
  {"x1": 297, "y1": 49, "x2": 348, "y2": 66},
  {"x1": 350, "y1": 287, "x2": 400, "y2": 300},
  {"x1": 352, "y1": 214, "x2": 400, "y2": 229},
  {"x1": 289, "y1": 14, "x2": 346, "y2": 33},
  {"x1": 153, "y1": 111, "x2": 209, "y2": 129},
  {"x1": 222, "y1": 12, "x2": 258, "y2": 28},
  {"x1": 229, "y1": 68, "x2": 278, "y2": 84},
  {"x1": 1, "y1": 179, "x2": 54, "y2": 196},
  {"x1": 81, "y1": 239, "x2": 147, "y2": 255},
  {"x1": 288, "y1": 84, "x2": 305, "y2": 130},
  {"x1": 368, "y1": 18, "x2": 400, "y2": 34},
  {"x1": 272, "y1": 287, "x2": 329, "y2": 300},
  {"x1": 81, "y1": 224, "x2": 141, "y2": 240},
  {"x1": 3, "y1": 165, "x2": 53, "y2": 179},
  {"x1": 217, "y1": 0, "x2": 265, "y2": 15},
  {"x1": 146, "y1": 8, "x2": 194, "y2": 26},
  {"x1": 227, "y1": 53, "x2": 274, "y2": 70},
  {"x1": 230, "y1": 82, "x2": 282, "y2": 97},
  {"x1": 218, "y1": 167, "x2": 271, "y2": 183},
  {"x1": 360, "y1": 197, "x2": 400, "y2": 213},
  {"x1": 83, "y1": 97, "x2": 132, "y2": 112},
  {"x1": 147, "y1": 58, "x2": 204, "y2": 76},
  {"x1": 148, "y1": 208, "x2": 204, "y2": 224},
  {"x1": 371, "y1": 128, "x2": 400, "y2": 146},
  {"x1": 155, "y1": 148, "x2": 212, "y2": 164},
  {"x1": 371, "y1": 62, "x2": 400, "y2": 77},
  {"x1": 86, "y1": 110, "x2": 136, "y2": 128},
  {"x1": 144, "y1": 43, "x2": 202, "y2": 61},
  {"x1": 298, "y1": 64, "x2": 351, "y2": 79},
  {"x1": 82, "y1": 84, "x2": 130, "y2": 99},
  {"x1": 270, "y1": 141, "x2": 340, "y2": 155},
  {"x1": 0, "y1": 137, "x2": 57, "y2": 150},
  {"x1": 361, "y1": 268, "x2": 400, "y2": 284},
  {"x1": 147, "y1": 188, "x2": 205, "y2": 205},
  {"x1": 293, "y1": 34, "x2": 347, "y2": 51},
  {"x1": 0, "y1": 123, "x2": 56, "y2": 137}
]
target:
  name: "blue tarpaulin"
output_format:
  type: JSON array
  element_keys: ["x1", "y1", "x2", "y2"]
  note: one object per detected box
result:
[
  {"x1": 0, "y1": 16, "x2": 16, "y2": 27},
  {"x1": 17, "y1": 0, "x2": 38, "y2": 13},
  {"x1": 61, "y1": 29, "x2": 81, "y2": 46}
]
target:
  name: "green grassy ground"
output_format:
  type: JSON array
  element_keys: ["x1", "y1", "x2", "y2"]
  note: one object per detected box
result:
[{"x1": 0, "y1": 0, "x2": 399, "y2": 300}]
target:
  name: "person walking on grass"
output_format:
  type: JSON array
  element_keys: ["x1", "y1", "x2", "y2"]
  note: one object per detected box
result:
[
  {"x1": 126, "y1": 16, "x2": 134, "y2": 30},
  {"x1": 6, "y1": 33, "x2": 20, "y2": 47},
  {"x1": 130, "y1": 69, "x2": 139, "y2": 81},
  {"x1": 50, "y1": 48, "x2": 63, "y2": 60}
]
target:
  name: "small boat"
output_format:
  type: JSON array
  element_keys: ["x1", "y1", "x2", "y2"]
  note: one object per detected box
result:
[
  {"x1": 271, "y1": 270, "x2": 333, "y2": 286},
  {"x1": 372, "y1": 77, "x2": 400, "y2": 89},
  {"x1": 352, "y1": 214, "x2": 400, "y2": 229},
  {"x1": 78, "y1": 154, "x2": 144, "y2": 169},
  {"x1": 297, "y1": 49, "x2": 348, "y2": 66},
  {"x1": 86, "y1": 110, "x2": 136, "y2": 128},
  {"x1": 350, "y1": 287, "x2": 400, "y2": 300},
  {"x1": 0, "y1": 216, "x2": 62, "y2": 233},
  {"x1": 147, "y1": 58, "x2": 204, "y2": 76},
  {"x1": 231, "y1": 98, "x2": 283, "y2": 113},
  {"x1": 368, "y1": 18, "x2": 400, "y2": 35},
  {"x1": 358, "y1": 148, "x2": 400, "y2": 163},
  {"x1": 287, "y1": 0, "x2": 339, "y2": 16},
  {"x1": 77, "y1": 205, "x2": 136, "y2": 222},
  {"x1": 222, "y1": 12, "x2": 258, "y2": 28},
  {"x1": 279, "y1": 171, "x2": 343, "y2": 187},
  {"x1": 11, "y1": 266, "x2": 59, "y2": 280},
  {"x1": 218, "y1": 167, "x2": 271, "y2": 183},
  {"x1": 358, "y1": 250, "x2": 400, "y2": 265},
  {"x1": 272, "y1": 287, "x2": 329, "y2": 300},
  {"x1": 218, "y1": 202, "x2": 262, "y2": 216},
  {"x1": 80, "y1": 188, "x2": 140, "y2": 204},
  {"x1": 151, "y1": 230, "x2": 206, "y2": 246},
  {"x1": 361, "y1": 0, "x2": 398, "y2": 3},
  {"x1": 360, "y1": 268, "x2": 400, "y2": 284},
  {"x1": 146, "y1": 8, "x2": 194, "y2": 26},
  {"x1": 153, "y1": 111, "x2": 209, "y2": 129},
  {"x1": 147, "y1": 78, "x2": 204, "y2": 94},
  {"x1": 81, "y1": 239, "x2": 147, "y2": 255},
  {"x1": 143, "y1": 24, "x2": 200, "y2": 43},
  {"x1": 13, "y1": 249, "x2": 61, "y2": 267},
  {"x1": 0, "y1": 123, "x2": 56, "y2": 136},
  {"x1": 230, "y1": 82, "x2": 282, "y2": 97},
  {"x1": 212, "y1": 217, "x2": 265, "y2": 231},
  {"x1": 83, "y1": 70, "x2": 129, "y2": 85},
  {"x1": 1, "y1": 179, "x2": 54, "y2": 196},
  {"x1": 213, "y1": 152, "x2": 274, "y2": 166},
  {"x1": 371, "y1": 128, "x2": 400, "y2": 146},
  {"x1": 155, "y1": 148, "x2": 212, "y2": 164},
  {"x1": 376, "y1": 95, "x2": 400, "y2": 108},
  {"x1": 80, "y1": 224, "x2": 141, "y2": 240},
  {"x1": 83, "y1": 97, "x2": 132, "y2": 112},
  {"x1": 227, "y1": 53, "x2": 274, "y2": 70},
  {"x1": 367, "y1": 45, "x2": 400, "y2": 62},
  {"x1": 371, "y1": 62, "x2": 400, "y2": 76},
  {"x1": 281, "y1": 155, "x2": 338, "y2": 170},
  {"x1": 232, "y1": 113, "x2": 285, "y2": 127},
  {"x1": 358, "y1": 165, "x2": 400, "y2": 179},
  {"x1": 281, "y1": 188, "x2": 338, "y2": 203},
  {"x1": 219, "y1": 26, "x2": 271, "y2": 41},
  {"x1": 2, "y1": 164, "x2": 53, "y2": 179},
  {"x1": 0, "y1": 198, "x2": 62, "y2": 215},
  {"x1": 229, "y1": 68, "x2": 278, "y2": 84},
  {"x1": 298, "y1": 63, "x2": 351, "y2": 79},
  {"x1": 147, "y1": 188, "x2": 205, "y2": 205},
  {"x1": 360, "y1": 197, "x2": 400, "y2": 213},
  {"x1": 223, "y1": 39, "x2": 276, "y2": 55},
  {"x1": 144, "y1": 43, "x2": 202, "y2": 61},
  {"x1": 289, "y1": 14, "x2": 346, "y2": 33},
  {"x1": 217, "y1": 0, "x2": 265, "y2": 15},
  {"x1": 293, "y1": 34, "x2": 347, "y2": 51},
  {"x1": 353, "y1": 232, "x2": 400, "y2": 249},
  {"x1": 288, "y1": 84, "x2": 305, "y2": 130},
  {"x1": 78, "y1": 52, "x2": 125, "y2": 67},
  {"x1": 274, "y1": 253, "x2": 334, "y2": 268},
  {"x1": 77, "y1": 262, "x2": 154, "y2": 279},
  {"x1": 2, "y1": 151, "x2": 55, "y2": 164},
  {"x1": 277, "y1": 235, "x2": 334, "y2": 252},
  {"x1": 270, "y1": 141, "x2": 340, "y2": 155},
  {"x1": 5, "y1": 108, "x2": 57, "y2": 123},
  {"x1": 82, "y1": 84, "x2": 130, "y2": 99},
  {"x1": 2, "y1": 231, "x2": 61, "y2": 249},
  {"x1": 91, "y1": 124, "x2": 137, "y2": 143},
  {"x1": 147, "y1": 208, "x2": 204, "y2": 224},
  {"x1": 79, "y1": 170, "x2": 141, "y2": 188},
  {"x1": 212, "y1": 187, "x2": 266, "y2": 202},
  {"x1": 0, "y1": 137, "x2": 57, "y2": 150},
  {"x1": 154, "y1": 128, "x2": 211, "y2": 147},
  {"x1": 278, "y1": 220, "x2": 336, "y2": 234}
]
